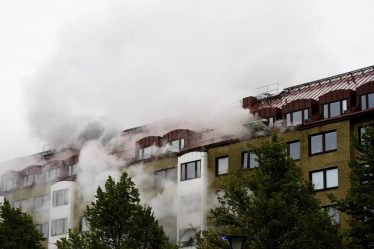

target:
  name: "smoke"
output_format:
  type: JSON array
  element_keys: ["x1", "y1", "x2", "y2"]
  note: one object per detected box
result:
[{"x1": 23, "y1": 0, "x2": 369, "y2": 148}]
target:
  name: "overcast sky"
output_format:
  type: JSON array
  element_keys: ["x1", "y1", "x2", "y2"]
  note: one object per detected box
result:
[{"x1": 0, "y1": 0, "x2": 373, "y2": 163}]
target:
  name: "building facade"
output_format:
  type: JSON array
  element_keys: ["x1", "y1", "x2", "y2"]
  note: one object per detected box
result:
[{"x1": 1, "y1": 65, "x2": 374, "y2": 248}]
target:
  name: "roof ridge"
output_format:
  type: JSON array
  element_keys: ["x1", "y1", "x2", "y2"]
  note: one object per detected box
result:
[{"x1": 283, "y1": 65, "x2": 374, "y2": 93}]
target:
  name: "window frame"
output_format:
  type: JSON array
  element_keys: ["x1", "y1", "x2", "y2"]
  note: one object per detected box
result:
[
  {"x1": 241, "y1": 151, "x2": 259, "y2": 169},
  {"x1": 285, "y1": 109, "x2": 309, "y2": 126},
  {"x1": 170, "y1": 138, "x2": 185, "y2": 150},
  {"x1": 323, "y1": 99, "x2": 348, "y2": 118},
  {"x1": 154, "y1": 167, "x2": 176, "y2": 188},
  {"x1": 308, "y1": 130, "x2": 337, "y2": 156},
  {"x1": 322, "y1": 205, "x2": 340, "y2": 224},
  {"x1": 34, "y1": 194, "x2": 50, "y2": 211},
  {"x1": 180, "y1": 160, "x2": 201, "y2": 181},
  {"x1": 309, "y1": 167, "x2": 339, "y2": 191},
  {"x1": 215, "y1": 156, "x2": 229, "y2": 176},
  {"x1": 51, "y1": 218, "x2": 67, "y2": 236},
  {"x1": 287, "y1": 140, "x2": 301, "y2": 161},
  {"x1": 360, "y1": 92, "x2": 374, "y2": 110},
  {"x1": 52, "y1": 189, "x2": 69, "y2": 207}
]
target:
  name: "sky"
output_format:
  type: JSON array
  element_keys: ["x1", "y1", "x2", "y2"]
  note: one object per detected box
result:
[{"x1": 0, "y1": 0, "x2": 373, "y2": 163}]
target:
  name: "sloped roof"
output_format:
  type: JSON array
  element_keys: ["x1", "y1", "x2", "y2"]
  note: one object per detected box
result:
[{"x1": 257, "y1": 65, "x2": 374, "y2": 109}]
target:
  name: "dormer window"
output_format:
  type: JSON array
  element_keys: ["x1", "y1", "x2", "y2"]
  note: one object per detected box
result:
[
  {"x1": 360, "y1": 93, "x2": 374, "y2": 110},
  {"x1": 170, "y1": 138, "x2": 185, "y2": 150},
  {"x1": 323, "y1": 99, "x2": 347, "y2": 118},
  {"x1": 138, "y1": 146, "x2": 152, "y2": 160},
  {"x1": 23, "y1": 174, "x2": 35, "y2": 186},
  {"x1": 286, "y1": 109, "x2": 309, "y2": 126},
  {"x1": 3, "y1": 179, "x2": 15, "y2": 191},
  {"x1": 266, "y1": 117, "x2": 274, "y2": 127}
]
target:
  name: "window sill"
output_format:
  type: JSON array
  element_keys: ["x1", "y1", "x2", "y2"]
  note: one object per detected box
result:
[
  {"x1": 309, "y1": 149, "x2": 337, "y2": 157},
  {"x1": 313, "y1": 186, "x2": 338, "y2": 192},
  {"x1": 216, "y1": 173, "x2": 228, "y2": 177}
]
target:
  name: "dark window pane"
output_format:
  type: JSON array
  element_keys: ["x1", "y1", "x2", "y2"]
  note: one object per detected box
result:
[
  {"x1": 330, "y1": 101, "x2": 341, "y2": 117},
  {"x1": 325, "y1": 131, "x2": 337, "y2": 151},
  {"x1": 289, "y1": 141, "x2": 300, "y2": 160},
  {"x1": 323, "y1": 104, "x2": 329, "y2": 118},
  {"x1": 361, "y1": 95, "x2": 367, "y2": 110},
  {"x1": 292, "y1": 111, "x2": 302, "y2": 125},
  {"x1": 368, "y1": 93, "x2": 374, "y2": 108},
  {"x1": 311, "y1": 134, "x2": 323, "y2": 154}
]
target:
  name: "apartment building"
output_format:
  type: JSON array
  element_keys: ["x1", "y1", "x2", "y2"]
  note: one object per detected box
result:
[{"x1": 1, "y1": 65, "x2": 374, "y2": 249}]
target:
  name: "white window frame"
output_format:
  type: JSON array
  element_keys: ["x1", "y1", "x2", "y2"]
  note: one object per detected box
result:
[
  {"x1": 51, "y1": 218, "x2": 67, "y2": 236},
  {"x1": 52, "y1": 189, "x2": 69, "y2": 207}
]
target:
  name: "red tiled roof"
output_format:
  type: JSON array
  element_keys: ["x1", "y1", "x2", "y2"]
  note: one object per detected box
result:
[{"x1": 257, "y1": 65, "x2": 374, "y2": 109}]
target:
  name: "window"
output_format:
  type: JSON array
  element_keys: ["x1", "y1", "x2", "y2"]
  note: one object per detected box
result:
[
  {"x1": 3, "y1": 179, "x2": 15, "y2": 191},
  {"x1": 34, "y1": 194, "x2": 50, "y2": 210},
  {"x1": 216, "y1": 156, "x2": 229, "y2": 176},
  {"x1": 180, "y1": 160, "x2": 201, "y2": 181},
  {"x1": 35, "y1": 223, "x2": 49, "y2": 238},
  {"x1": 13, "y1": 199, "x2": 28, "y2": 210},
  {"x1": 287, "y1": 141, "x2": 300, "y2": 160},
  {"x1": 309, "y1": 130, "x2": 337, "y2": 155},
  {"x1": 286, "y1": 109, "x2": 309, "y2": 126},
  {"x1": 323, "y1": 206, "x2": 340, "y2": 224},
  {"x1": 52, "y1": 189, "x2": 69, "y2": 206},
  {"x1": 24, "y1": 174, "x2": 36, "y2": 186},
  {"x1": 360, "y1": 93, "x2": 374, "y2": 110},
  {"x1": 170, "y1": 139, "x2": 185, "y2": 150},
  {"x1": 266, "y1": 117, "x2": 274, "y2": 127},
  {"x1": 310, "y1": 167, "x2": 338, "y2": 190},
  {"x1": 179, "y1": 227, "x2": 197, "y2": 247},
  {"x1": 68, "y1": 164, "x2": 78, "y2": 176},
  {"x1": 80, "y1": 218, "x2": 89, "y2": 232},
  {"x1": 47, "y1": 168, "x2": 60, "y2": 181},
  {"x1": 51, "y1": 218, "x2": 67, "y2": 236},
  {"x1": 138, "y1": 146, "x2": 151, "y2": 159},
  {"x1": 323, "y1": 99, "x2": 348, "y2": 118},
  {"x1": 242, "y1": 151, "x2": 259, "y2": 169},
  {"x1": 154, "y1": 167, "x2": 176, "y2": 188}
]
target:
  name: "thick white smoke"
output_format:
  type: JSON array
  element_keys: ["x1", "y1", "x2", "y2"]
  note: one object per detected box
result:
[{"x1": 24, "y1": 0, "x2": 367, "y2": 148}]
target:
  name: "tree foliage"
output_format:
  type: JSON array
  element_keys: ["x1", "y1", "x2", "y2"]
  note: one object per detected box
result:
[
  {"x1": 197, "y1": 134, "x2": 342, "y2": 249},
  {"x1": 331, "y1": 126, "x2": 374, "y2": 248},
  {"x1": 0, "y1": 199, "x2": 45, "y2": 249},
  {"x1": 56, "y1": 172, "x2": 176, "y2": 249}
]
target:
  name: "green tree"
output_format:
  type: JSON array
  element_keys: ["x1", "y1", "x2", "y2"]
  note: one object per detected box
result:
[
  {"x1": 331, "y1": 126, "x2": 374, "y2": 248},
  {"x1": 0, "y1": 199, "x2": 44, "y2": 249},
  {"x1": 197, "y1": 134, "x2": 342, "y2": 249},
  {"x1": 56, "y1": 172, "x2": 176, "y2": 249}
]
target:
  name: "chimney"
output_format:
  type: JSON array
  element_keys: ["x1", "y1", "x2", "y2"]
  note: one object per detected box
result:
[{"x1": 242, "y1": 96, "x2": 258, "y2": 110}]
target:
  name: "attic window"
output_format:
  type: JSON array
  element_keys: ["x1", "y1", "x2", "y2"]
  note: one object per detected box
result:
[
  {"x1": 361, "y1": 93, "x2": 374, "y2": 110},
  {"x1": 286, "y1": 109, "x2": 309, "y2": 126},
  {"x1": 170, "y1": 138, "x2": 185, "y2": 150},
  {"x1": 138, "y1": 146, "x2": 152, "y2": 160},
  {"x1": 323, "y1": 99, "x2": 347, "y2": 118}
]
